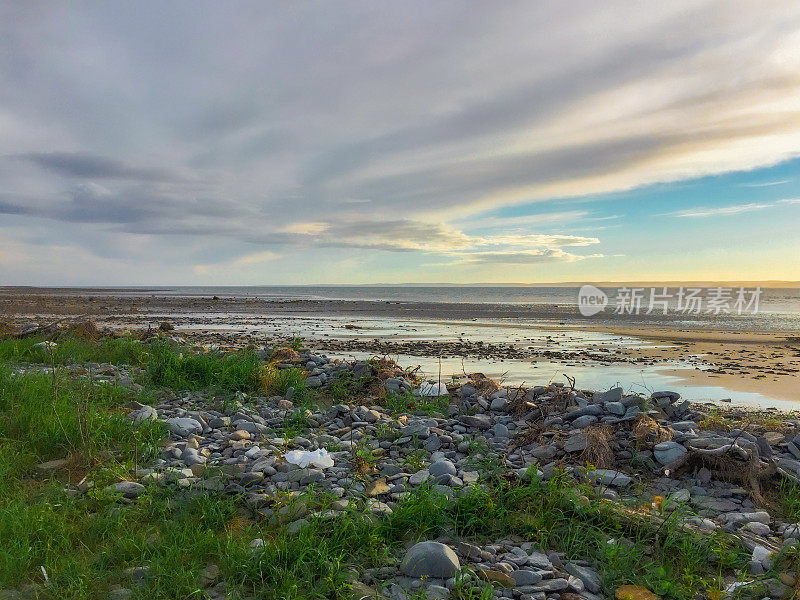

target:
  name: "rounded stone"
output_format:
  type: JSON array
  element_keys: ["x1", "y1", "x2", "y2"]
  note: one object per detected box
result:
[
  {"x1": 401, "y1": 541, "x2": 460, "y2": 578},
  {"x1": 428, "y1": 460, "x2": 457, "y2": 477}
]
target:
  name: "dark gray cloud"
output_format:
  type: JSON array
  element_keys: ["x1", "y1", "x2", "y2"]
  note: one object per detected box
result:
[{"x1": 17, "y1": 152, "x2": 180, "y2": 182}]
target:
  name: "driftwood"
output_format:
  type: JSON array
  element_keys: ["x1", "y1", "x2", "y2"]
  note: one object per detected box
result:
[
  {"x1": 663, "y1": 439, "x2": 800, "y2": 506},
  {"x1": 14, "y1": 317, "x2": 70, "y2": 339}
]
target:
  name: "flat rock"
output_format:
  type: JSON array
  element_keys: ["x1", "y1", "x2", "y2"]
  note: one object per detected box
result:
[
  {"x1": 565, "y1": 563, "x2": 601, "y2": 593},
  {"x1": 588, "y1": 469, "x2": 632, "y2": 487},
  {"x1": 460, "y1": 414, "x2": 492, "y2": 429},
  {"x1": 653, "y1": 441, "x2": 687, "y2": 465},
  {"x1": 564, "y1": 434, "x2": 588, "y2": 453},
  {"x1": 594, "y1": 387, "x2": 623, "y2": 403},
  {"x1": 429, "y1": 460, "x2": 457, "y2": 477},
  {"x1": 36, "y1": 458, "x2": 68, "y2": 471},
  {"x1": 166, "y1": 417, "x2": 203, "y2": 437}
]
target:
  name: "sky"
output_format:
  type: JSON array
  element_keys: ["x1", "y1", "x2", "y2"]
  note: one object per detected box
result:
[{"x1": 1, "y1": 1, "x2": 800, "y2": 286}]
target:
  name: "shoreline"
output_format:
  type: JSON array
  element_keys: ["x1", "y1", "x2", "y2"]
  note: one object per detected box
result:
[{"x1": 1, "y1": 287, "x2": 798, "y2": 406}]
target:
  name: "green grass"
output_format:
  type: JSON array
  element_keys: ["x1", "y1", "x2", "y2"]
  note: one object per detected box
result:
[
  {"x1": 0, "y1": 335, "x2": 271, "y2": 394},
  {"x1": 0, "y1": 366, "x2": 163, "y2": 474},
  {"x1": 0, "y1": 336, "x2": 750, "y2": 600},
  {"x1": 262, "y1": 366, "x2": 311, "y2": 404},
  {"x1": 777, "y1": 479, "x2": 800, "y2": 522},
  {"x1": 0, "y1": 335, "x2": 149, "y2": 366},
  {"x1": 326, "y1": 370, "x2": 369, "y2": 403},
  {"x1": 146, "y1": 341, "x2": 264, "y2": 392},
  {"x1": 382, "y1": 390, "x2": 450, "y2": 415}
]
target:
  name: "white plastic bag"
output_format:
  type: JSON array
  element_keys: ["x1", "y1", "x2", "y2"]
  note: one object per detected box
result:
[
  {"x1": 417, "y1": 381, "x2": 448, "y2": 396},
  {"x1": 284, "y1": 448, "x2": 334, "y2": 469}
]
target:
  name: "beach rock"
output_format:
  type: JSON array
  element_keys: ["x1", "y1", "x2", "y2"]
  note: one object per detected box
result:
[
  {"x1": 460, "y1": 414, "x2": 492, "y2": 429},
  {"x1": 594, "y1": 387, "x2": 623, "y2": 404},
  {"x1": 723, "y1": 511, "x2": 770, "y2": 527},
  {"x1": 127, "y1": 405, "x2": 158, "y2": 423},
  {"x1": 653, "y1": 441, "x2": 687, "y2": 465},
  {"x1": 305, "y1": 376, "x2": 323, "y2": 389},
  {"x1": 36, "y1": 458, "x2": 68, "y2": 471},
  {"x1": 492, "y1": 423, "x2": 510, "y2": 438},
  {"x1": 615, "y1": 585, "x2": 658, "y2": 600},
  {"x1": 490, "y1": 397, "x2": 507, "y2": 411},
  {"x1": 752, "y1": 545, "x2": 774, "y2": 570},
  {"x1": 429, "y1": 460, "x2": 457, "y2": 477},
  {"x1": 400, "y1": 541, "x2": 460, "y2": 578},
  {"x1": 166, "y1": 417, "x2": 203, "y2": 437},
  {"x1": 604, "y1": 402, "x2": 626, "y2": 416},
  {"x1": 588, "y1": 470, "x2": 632, "y2": 487},
  {"x1": 564, "y1": 434, "x2": 588, "y2": 453},
  {"x1": 477, "y1": 569, "x2": 516, "y2": 587},
  {"x1": 565, "y1": 563, "x2": 601, "y2": 593},
  {"x1": 510, "y1": 569, "x2": 542, "y2": 586},
  {"x1": 572, "y1": 415, "x2": 598, "y2": 428},
  {"x1": 106, "y1": 481, "x2": 145, "y2": 498}
]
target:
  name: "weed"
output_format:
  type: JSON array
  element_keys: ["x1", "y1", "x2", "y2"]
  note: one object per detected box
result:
[
  {"x1": 698, "y1": 411, "x2": 733, "y2": 432},
  {"x1": 402, "y1": 448, "x2": 427, "y2": 473},
  {"x1": 0, "y1": 335, "x2": 148, "y2": 366},
  {"x1": 326, "y1": 370, "x2": 368, "y2": 403},
  {"x1": 777, "y1": 478, "x2": 800, "y2": 522},
  {"x1": 261, "y1": 366, "x2": 311, "y2": 404},
  {"x1": 382, "y1": 390, "x2": 449, "y2": 416}
]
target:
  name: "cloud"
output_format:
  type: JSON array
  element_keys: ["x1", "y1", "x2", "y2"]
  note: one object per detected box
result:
[
  {"x1": 2, "y1": 1, "x2": 800, "y2": 282},
  {"x1": 484, "y1": 234, "x2": 600, "y2": 247},
  {"x1": 449, "y1": 249, "x2": 603, "y2": 265},
  {"x1": 667, "y1": 202, "x2": 774, "y2": 218},
  {"x1": 17, "y1": 152, "x2": 181, "y2": 182},
  {"x1": 194, "y1": 249, "x2": 279, "y2": 275},
  {"x1": 740, "y1": 179, "x2": 792, "y2": 187}
]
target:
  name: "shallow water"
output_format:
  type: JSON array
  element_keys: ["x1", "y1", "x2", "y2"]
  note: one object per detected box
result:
[{"x1": 142, "y1": 310, "x2": 798, "y2": 410}]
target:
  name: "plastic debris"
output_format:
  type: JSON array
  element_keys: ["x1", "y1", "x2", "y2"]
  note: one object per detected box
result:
[
  {"x1": 417, "y1": 382, "x2": 449, "y2": 396},
  {"x1": 284, "y1": 448, "x2": 334, "y2": 469}
]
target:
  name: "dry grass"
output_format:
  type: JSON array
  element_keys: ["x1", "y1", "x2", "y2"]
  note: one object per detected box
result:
[
  {"x1": 270, "y1": 347, "x2": 301, "y2": 363},
  {"x1": 632, "y1": 414, "x2": 674, "y2": 448},
  {"x1": 64, "y1": 320, "x2": 100, "y2": 341},
  {"x1": 0, "y1": 320, "x2": 15, "y2": 339},
  {"x1": 468, "y1": 372, "x2": 501, "y2": 396},
  {"x1": 698, "y1": 412, "x2": 733, "y2": 432},
  {"x1": 580, "y1": 424, "x2": 615, "y2": 468}
]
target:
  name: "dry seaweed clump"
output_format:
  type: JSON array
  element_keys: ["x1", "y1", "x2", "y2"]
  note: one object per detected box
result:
[
  {"x1": 0, "y1": 319, "x2": 16, "y2": 339},
  {"x1": 632, "y1": 414, "x2": 673, "y2": 449},
  {"x1": 370, "y1": 356, "x2": 417, "y2": 382},
  {"x1": 270, "y1": 347, "x2": 301, "y2": 363},
  {"x1": 468, "y1": 372, "x2": 501, "y2": 396},
  {"x1": 64, "y1": 320, "x2": 101, "y2": 341},
  {"x1": 580, "y1": 424, "x2": 615, "y2": 468}
]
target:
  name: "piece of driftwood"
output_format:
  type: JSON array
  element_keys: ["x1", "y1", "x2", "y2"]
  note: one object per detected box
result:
[{"x1": 663, "y1": 439, "x2": 800, "y2": 506}]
